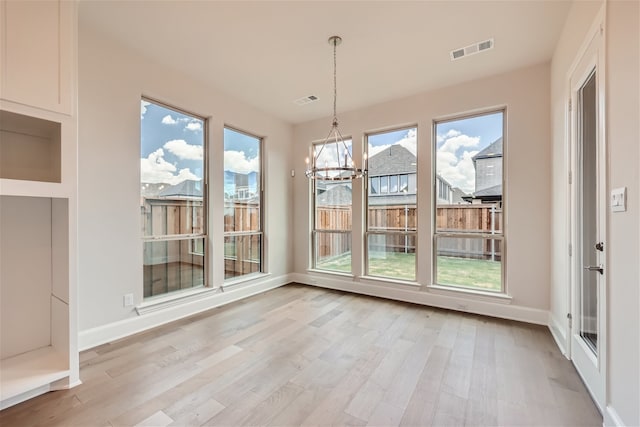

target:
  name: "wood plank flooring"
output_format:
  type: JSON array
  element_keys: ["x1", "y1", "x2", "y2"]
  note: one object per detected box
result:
[{"x1": 0, "y1": 284, "x2": 602, "y2": 426}]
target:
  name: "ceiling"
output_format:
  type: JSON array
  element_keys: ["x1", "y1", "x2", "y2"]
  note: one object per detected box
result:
[{"x1": 79, "y1": 1, "x2": 572, "y2": 124}]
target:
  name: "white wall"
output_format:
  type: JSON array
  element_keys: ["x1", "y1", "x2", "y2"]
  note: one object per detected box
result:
[
  {"x1": 549, "y1": 0, "x2": 603, "y2": 353},
  {"x1": 605, "y1": 1, "x2": 639, "y2": 425},
  {"x1": 292, "y1": 63, "x2": 551, "y2": 321},
  {"x1": 77, "y1": 25, "x2": 292, "y2": 335}
]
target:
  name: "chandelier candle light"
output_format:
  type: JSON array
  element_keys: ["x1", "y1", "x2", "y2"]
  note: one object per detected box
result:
[{"x1": 305, "y1": 36, "x2": 367, "y2": 181}]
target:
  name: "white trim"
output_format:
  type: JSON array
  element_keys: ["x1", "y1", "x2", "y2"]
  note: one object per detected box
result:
[
  {"x1": 604, "y1": 405, "x2": 626, "y2": 427},
  {"x1": 78, "y1": 274, "x2": 290, "y2": 351},
  {"x1": 427, "y1": 284, "x2": 512, "y2": 303},
  {"x1": 567, "y1": 4, "x2": 607, "y2": 411},
  {"x1": 223, "y1": 271, "x2": 271, "y2": 288},
  {"x1": 0, "y1": 384, "x2": 50, "y2": 411},
  {"x1": 548, "y1": 312, "x2": 570, "y2": 358},
  {"x1": 290, "y1": 273, "x2": 547, "y2": 325}
]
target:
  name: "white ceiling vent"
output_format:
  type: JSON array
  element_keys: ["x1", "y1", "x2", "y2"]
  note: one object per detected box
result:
[
  {"x1": 293, "y1": 95, "x2": 318, "y2": 106},
  {"x1": 450, "y1": 38, "x2": 494, "y2": 61}
]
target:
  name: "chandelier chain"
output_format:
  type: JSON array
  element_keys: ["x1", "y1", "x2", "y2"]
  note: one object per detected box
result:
[{"x1": 333, "y1": 38, "x2": 337, "y2": 123}]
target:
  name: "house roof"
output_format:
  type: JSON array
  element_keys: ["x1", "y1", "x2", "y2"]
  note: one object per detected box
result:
[
  {"x1": 474, "y1": 184, "x2": 502, "y2": 197},
  {"x1": 316, "y1": 184, "x2": 352, "y2": 206},
  {"x1": 157, "y1": 180, "x2": 203, "y2": 199},
  {"x1": 368, "y1": 145, "x2": 416, "y2": 175},
  {"x1": 473, "y1": 137, "x2": 503, "y2": 162}
]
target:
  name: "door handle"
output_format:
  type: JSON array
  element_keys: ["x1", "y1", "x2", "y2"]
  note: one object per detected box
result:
[{"x1": 584, "y1": 265, "x2": 603, "y2": 275}]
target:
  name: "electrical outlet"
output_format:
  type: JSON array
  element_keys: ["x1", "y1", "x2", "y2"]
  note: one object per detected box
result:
[
  {"x1": 123, "y1": 293, "x2": 134, "y2": 307},
  {"x1": 611, "y1": 187, "x2": 627, "y2": 212}
]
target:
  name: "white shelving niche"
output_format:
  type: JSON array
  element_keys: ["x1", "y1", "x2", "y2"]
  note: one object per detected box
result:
[
  {"x1": 0, "y1": 0, "x2": 79, "y2": 409},
  {"x1": 0, "y1": 108, "x2": 79, "y2": 409}
]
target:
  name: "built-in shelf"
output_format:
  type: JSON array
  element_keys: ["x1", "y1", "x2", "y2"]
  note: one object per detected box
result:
[
  {"x1": 0, "y1": 346, "x2": 70, "y2": 407},
  {"x1": 0, "y1": 109, "x2": 61, "y2": 183},
  {"x1": 0, "y1": 0, "x2": 78, "y2": 409},
  {"x1": 0, "y1": 196, "x2": 73, "y2": 409}
]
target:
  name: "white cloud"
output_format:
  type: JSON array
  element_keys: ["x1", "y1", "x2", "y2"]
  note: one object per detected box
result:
[
  {"x1": 435, "y1": 128, "x2": 483, "y2": 193},
  {"x1": 437, "y1": 149, "x2": 478, "y2": 194},
  {"x1": 439, "y1": 133, "x2": 479, "y2": 154},
  {"x1": 141, "y1": 100, "x2": 150, "y2": 119},
  {"x1": 437, "y1": 129, "x2": 461, "y2": 144},
  {"x1": 368, "y1": 128, "x2": 418, "y2": 158},
  {"x1": 161, "y1": 114, "x2": 177, "y2": 125},
  {"x1": 140, "y1": 148, "x2": 199, "y2": 185},
  {"x1": 224, "y1": 150, "x2": 259, "y2": 174},
  {"x1": 163, "y1": 139, "x2": 203, "y2": 160},
  {"x1": 185, "y1": 121, "x2": 202, "y2": 132}
]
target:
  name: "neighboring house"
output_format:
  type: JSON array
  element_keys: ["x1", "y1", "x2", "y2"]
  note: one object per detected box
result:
[
  {"x1": 367, "y1": 144, "x2": 458, "y2": 205},
  {"x1": 224, "y1": 170, "x2": 259, "y2": 200},
  {"x1": 451, "y1": 187, "x2": 469, "y2": 204},
  {"x1": 464, "y1": 137, "x2": 503, "y2": 204},
  {"x1": 316, "y1": 182, "x2": 352, "y2": 206}
]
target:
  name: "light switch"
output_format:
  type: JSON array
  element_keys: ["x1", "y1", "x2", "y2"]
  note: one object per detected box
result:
[
  {"x1": 123, "y1": 293, "x2": 134, "y2": 307},
  {"x1": 611, "y1": 187, "x2": 626, "y2": 212}
]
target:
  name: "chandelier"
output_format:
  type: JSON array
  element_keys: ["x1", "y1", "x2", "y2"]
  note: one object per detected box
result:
[{"x1": 305, "y1": 36, "x2": 367, "y2": 181}]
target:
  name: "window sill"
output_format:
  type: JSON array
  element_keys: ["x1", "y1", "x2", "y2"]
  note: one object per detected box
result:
[
  {"x1": 223, "y1": 272, "x2": 271, "y2": 287},
  {"x1": 307, "y1": 269, "x2": 354, "y2": 279},
  {"x1": 360, "y1": 275, "x2": 419, "y2": 287},
  {"x1": 136, "y1": 286, "x2": 219, "y2": 315},
  {"x1": 426, "y1": 284, "x2": 512, "y2": 304}
]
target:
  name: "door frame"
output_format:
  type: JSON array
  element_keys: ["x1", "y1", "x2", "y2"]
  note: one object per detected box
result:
[{"x1": 567, "y1": 8, "x2": 607, "y2": 412}]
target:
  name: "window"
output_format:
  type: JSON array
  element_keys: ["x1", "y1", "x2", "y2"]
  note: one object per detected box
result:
[
  {"x1": 366, "y1": 127, "x2": 417, "y2": 281},
  {"x1": 312, "y1": 139, "x2": 353, "y2": 273},
  {"x1": 434, "y1": 110, "x2": 504, "y2": 292},
  {"x1": 224, "y1": 128, "x2": 263, "y2": 280},
  {"x1": 140, "y1": 99, "x2": 206, "y2": 298}
]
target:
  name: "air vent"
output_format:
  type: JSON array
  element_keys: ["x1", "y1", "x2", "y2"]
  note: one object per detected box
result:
[
  {"x1": 293, "y1": 95, "x2": 318, "y2": 106},
  {"x1": 450, "y1": 38, "x2": 494, "y2": 61}
]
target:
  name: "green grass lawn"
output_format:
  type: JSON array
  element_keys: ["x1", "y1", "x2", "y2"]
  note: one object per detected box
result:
[
  {"x1": 436, "y1": 255, "x2": 501, "y2": 291},
  {"x1": 316, "y1": 252, "x2": 501, "y2": 291}
]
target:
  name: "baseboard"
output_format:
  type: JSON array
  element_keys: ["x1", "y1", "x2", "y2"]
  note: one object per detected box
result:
[
  {"x1": 548, "y1": 312, "x2": 569, "y2": 357},
  {"x1": 289, "y1": 272, "x2": 548, "y2": 325},
  {"x1": 604, "y1": 405, "x2": 626, "y2": 427},
  {"x1": 79, "y1": 274, "x2": 290, "y2": 351},
  {"x1": 1, "y1": 384, "x2": 50, "y2": 410}
]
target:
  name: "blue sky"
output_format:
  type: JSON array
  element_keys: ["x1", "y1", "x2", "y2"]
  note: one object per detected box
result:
[
  {"x1": 436, "y1": 111, "x2": 503, "y2": 193},
  {"x1": 140, "y1": 101, "x2": 260, "y2": 185},
  {"x1": 223, "y1": 128, "x2": 260, "y2": 174},
  {"x1": 365, "y1": 112, "x2": 502, "y2": 193},
  {"x1": 140, "y1": 100, "x2": 204, "y2": 184}
]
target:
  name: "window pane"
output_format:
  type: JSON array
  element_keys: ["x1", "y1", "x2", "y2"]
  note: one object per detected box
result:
[
  {"x1": 141, "y1": 99, "x2": 206, "y2": 299},
  {"x1": 366, "y1": 127, "x2": 417, "y2": 281},
  {"x1": 435, "y1": 112, "x2": 503, "y2": 211},
  {"x1": 367, "y1": 234, "x2": 415, "y2": 281},
  {"x1": 224, "y1": 233, "x2": 261, "y2": 279},
  {"x1": 434, "y1": 111, "x2": 504, "y2": 292},
  {"x1": 224, "y1": 128, "x2": 263, "y2": 282},
  {"x1": 399, "y1": 174, "x2": 408, "y2": 192},
  {"x1": 141, "y1": 101, "x2": 205, "y2": 237},
  {"x1": 370, "y1": 176, "x2": 379, "y2": 194},
  {"x1": 314, "y1": 231, "x2": 351, "y2": 273},
  {"x1": 224, "y1": 128, "x2": 261, "y2": 233},
  {"x1": 435, "y1": 236, "x2": 502, "y2": 291},
  {"x1": 315, "y1": 182, "x2": 352, "y2": 230},
  {"x1": 143, "y1": 238, "x2": 205, "y2": 298},
  {"x1": 380, "y1": 176, "x2": 388, "y2": 193},
  {"x1": 389, "y1": 175, "x2": 398, "y2": 193}
]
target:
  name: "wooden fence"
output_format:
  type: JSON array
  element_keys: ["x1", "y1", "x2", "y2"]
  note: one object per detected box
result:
[
  {"x1": 142, "y1": 199, "x2": 502, "y2": 262},
  {"x1": 316, "y1": 203, "x2": 502, "y2": 259}
]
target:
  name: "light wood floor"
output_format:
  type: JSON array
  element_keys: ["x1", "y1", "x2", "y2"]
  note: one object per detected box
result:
[{"x1": 1, "y1": 284, "x2": 602, "y2": 426}]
